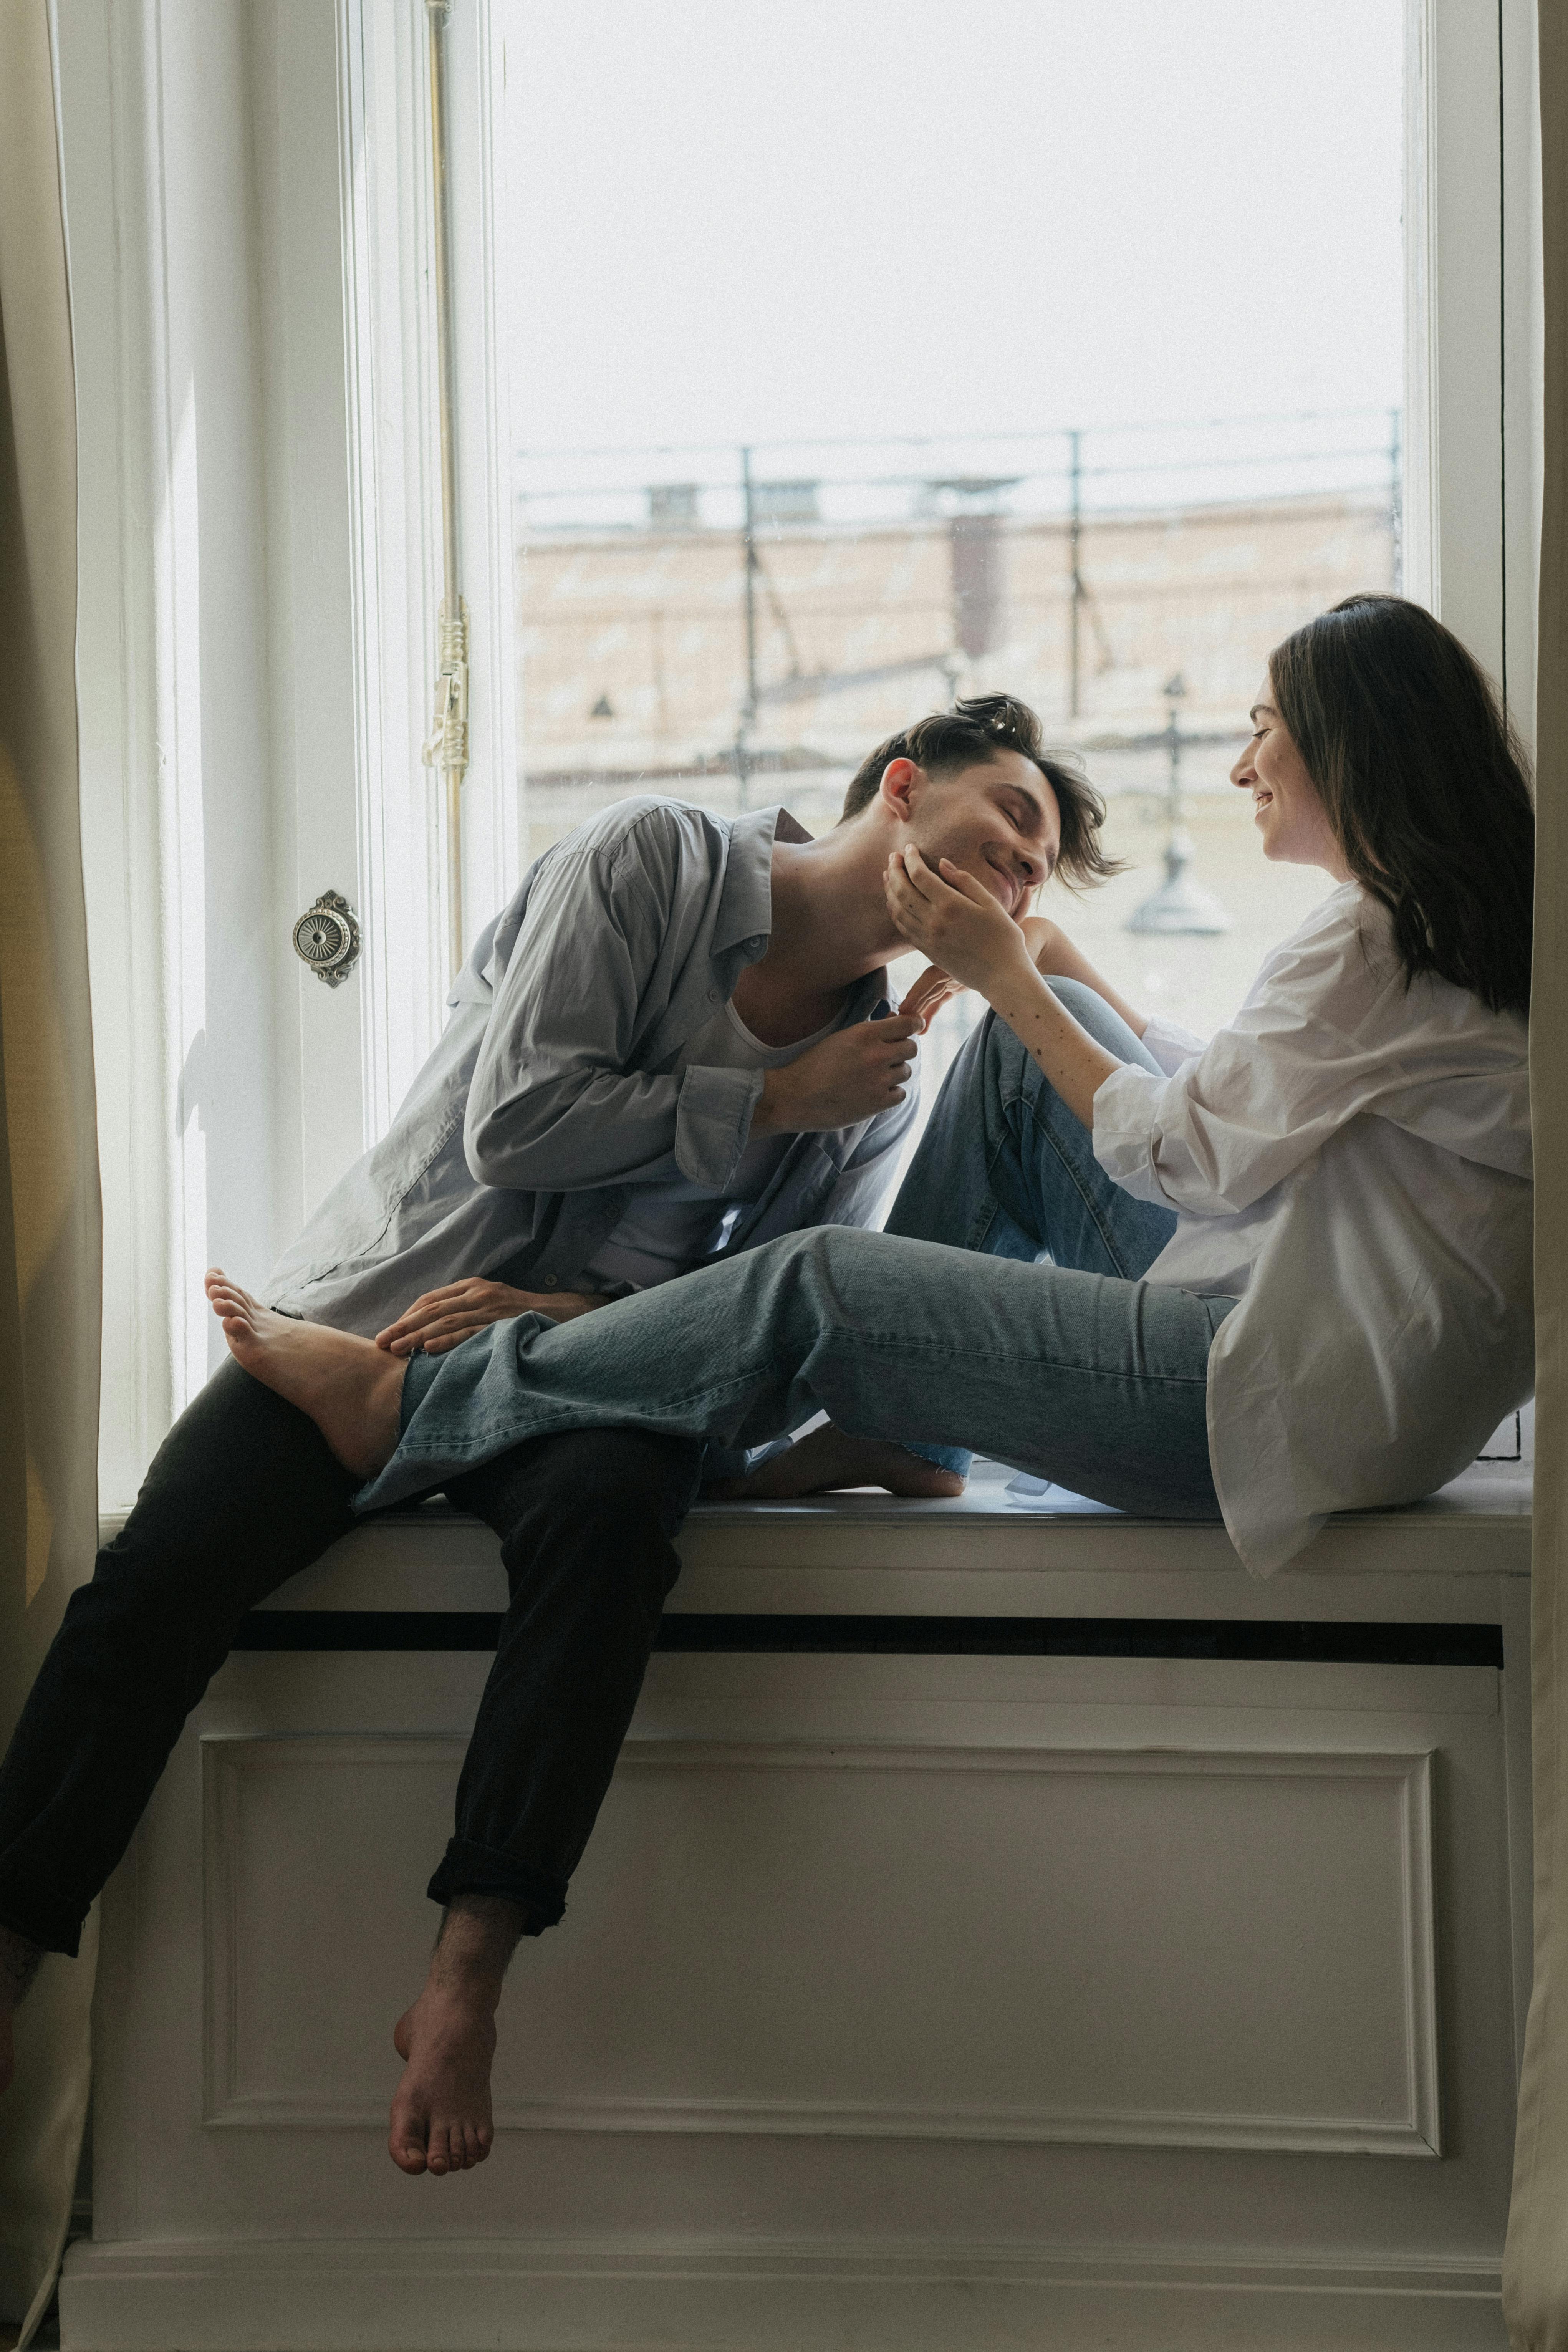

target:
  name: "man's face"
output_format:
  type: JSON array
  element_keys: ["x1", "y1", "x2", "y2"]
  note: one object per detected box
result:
[{"x1": 896, "y1": 750, "x2": 1060, "y2": 918}]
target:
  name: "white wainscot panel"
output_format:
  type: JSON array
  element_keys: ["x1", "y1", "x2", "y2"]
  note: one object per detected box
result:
[{"x1": 202, "y1": 1733, "x2": 1438, "y2": 2158}]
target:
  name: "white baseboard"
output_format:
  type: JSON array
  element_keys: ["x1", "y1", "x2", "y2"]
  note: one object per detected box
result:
[{"x1": 60, "y1": 2236, "x2": 1507, "y2": 2352}]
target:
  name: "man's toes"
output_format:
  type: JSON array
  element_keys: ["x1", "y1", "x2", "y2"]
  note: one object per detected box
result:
[
  {"x1": 387, "y1": 2087, "x2": 430, "y2": 2174},
  {"x1": 475, "y1": 2120, "x2": 494, "y2": 2161},
  {"x1": 425, "y1": 2122, "x2": 453, "y2": 2175}
]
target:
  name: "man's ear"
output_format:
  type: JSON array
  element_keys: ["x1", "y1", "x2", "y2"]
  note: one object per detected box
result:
[{"x1": 878, "y1": 756, "x2": 921, "y2": 825}]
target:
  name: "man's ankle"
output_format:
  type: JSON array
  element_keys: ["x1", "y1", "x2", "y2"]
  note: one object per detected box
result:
[
  {"x1": 428, "y1": 1894, "x2": 527, "y2": 2004},
  {"x1": 0, "y1": 1923, "x2": 44, "y2": 2012}
]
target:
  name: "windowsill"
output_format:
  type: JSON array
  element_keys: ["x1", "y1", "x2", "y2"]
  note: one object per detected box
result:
[{"x1": 97, "y1": 1453, "x2": 1532, "y2": 1617}]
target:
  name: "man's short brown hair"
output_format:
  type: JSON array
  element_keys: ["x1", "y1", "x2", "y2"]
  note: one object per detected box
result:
[{"x1": 838, "y1": 692, "x2": 1122, "y2": 888}]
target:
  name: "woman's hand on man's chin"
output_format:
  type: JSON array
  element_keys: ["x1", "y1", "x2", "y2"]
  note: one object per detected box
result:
[{"x1": 884, "y1": 845, "x2": 1037, "y2": 1002}]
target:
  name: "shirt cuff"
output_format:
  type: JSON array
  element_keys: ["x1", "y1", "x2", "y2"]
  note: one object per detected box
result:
[
  {"x1": 1140, "y1": 1012, "x2": 1209, "y2": 1076},
  {"x1": 675, "y1": 1062, "x2": 763, "y2": 1188},
  {"x1": 1091, "y1": 1062, "x2": 1174, "y2": 1204}
]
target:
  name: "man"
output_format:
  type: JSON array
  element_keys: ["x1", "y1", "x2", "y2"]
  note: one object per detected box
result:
[{"x1": 0, "y1": 693, "x2": 1112, "y2": 2173}]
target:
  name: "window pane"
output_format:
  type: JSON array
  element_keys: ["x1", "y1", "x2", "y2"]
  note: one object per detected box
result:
[{"x1": 507, "y1": 0, "x2": 1404, "y2": 1111}]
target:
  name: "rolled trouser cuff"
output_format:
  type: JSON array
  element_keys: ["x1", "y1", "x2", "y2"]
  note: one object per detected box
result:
[
  {"x1": 426, "y1": 1836, "x2": 567, "y2": 1934},
  {"x1": 0, "y1": 1882, "x2": 86, "y2": 1959},
  {"x1": 903, "y1": 1440, "x2": 973, "y2": 1477}
]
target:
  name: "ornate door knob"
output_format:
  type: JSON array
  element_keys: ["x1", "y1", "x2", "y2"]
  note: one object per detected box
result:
[{"x1": 292, "y1": 891, "x2": 362, "y2": 988}]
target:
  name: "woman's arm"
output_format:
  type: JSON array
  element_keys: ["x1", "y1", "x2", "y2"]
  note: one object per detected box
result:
[
  {"x1": 897, "y1": 918, "x2": 1149, "y2": 1042},
  {"x1": 884, "y1": 849, "x2": 1121, "y2": 1128}
]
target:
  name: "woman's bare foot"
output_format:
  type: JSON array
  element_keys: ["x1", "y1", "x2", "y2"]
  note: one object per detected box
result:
[
  {"x1": 388, "y1": 1898, "x2": 523, "y2": 2176},
  {"x1": 708, "y1": 1423, "x2": 965, "y2": 1501},
  {"x1": 205, "y1": 1270, "x2": 406, "y2": 1479}
]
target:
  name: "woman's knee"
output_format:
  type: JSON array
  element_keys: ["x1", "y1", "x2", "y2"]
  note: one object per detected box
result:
[
  {"x1": 1046, "y1": 978, "x2": 1142, "y2": 1060},
  {"x1": 976, "y1": 1005, "x2": 1036, "y2": 1090}
]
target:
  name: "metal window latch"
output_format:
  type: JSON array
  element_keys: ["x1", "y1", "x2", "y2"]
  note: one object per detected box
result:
[
  {"x1": 422, "y1": 596, "x2": 470, "y2": 777},
  {"x1": 292, "y1": 890, "x2": 363, "y2": 988}
]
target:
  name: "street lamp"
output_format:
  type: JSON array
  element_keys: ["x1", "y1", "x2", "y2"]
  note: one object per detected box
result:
[{"x1": 1128, "y1": 674, "x2": 1230, "y2": 936}]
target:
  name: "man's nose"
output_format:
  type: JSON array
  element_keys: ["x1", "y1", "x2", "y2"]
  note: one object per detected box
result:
[{"x1": 1017, "y1": 847, "x2": 1044, "y2": 886}]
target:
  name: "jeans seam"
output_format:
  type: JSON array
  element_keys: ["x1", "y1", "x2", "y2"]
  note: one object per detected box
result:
[
  {"x1": 393, "y1": 1332, "x2": 1210, "y2": 1463},
  {"x1": 999, "y1": 1081, "x2": 1147, "y2": 1275},
  {"x1": 395, "y1": 1364, "x2": 785, "y2": 1460},
  {"x1": 965, "y1": 1193, "x2": 1001, "y2": 1252},
  {"x1": 838, "y1": 1335, "x2": 1210, "y2": 1383}
]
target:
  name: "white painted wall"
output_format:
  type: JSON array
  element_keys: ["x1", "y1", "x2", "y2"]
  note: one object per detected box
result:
[{"x1": 66, "y1": 1486, "x2": 1533, "y2": 2351}]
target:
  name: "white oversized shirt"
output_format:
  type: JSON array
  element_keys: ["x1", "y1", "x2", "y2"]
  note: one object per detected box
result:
[{"x1": 1091, "y1": 882, "x2": 1533, "y2": 1577}]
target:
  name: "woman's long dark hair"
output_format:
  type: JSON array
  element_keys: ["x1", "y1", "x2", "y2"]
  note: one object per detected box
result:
[{"x1": 1270, "y1": 595, "x2": 1535, "y2": 1015}]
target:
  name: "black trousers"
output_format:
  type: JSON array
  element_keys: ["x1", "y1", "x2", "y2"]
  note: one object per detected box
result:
[{"x1": 0, "y1": 1358, "x2": 702, "y2": 1956}]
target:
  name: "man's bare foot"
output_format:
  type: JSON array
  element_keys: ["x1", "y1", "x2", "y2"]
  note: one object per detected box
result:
[
  {"x1": 204, "y1": 1270, "x2": 406, "y2": 1479},
  {"x1": 0, "y1": 1924, "x2": 44, "y2": 2099},
  {"x1": 388, "y1": 1896, "x2": 525, "y2": 2177},
  {"x1": 708, "y1": 1423, "x2": 965, "y2": 1501}
]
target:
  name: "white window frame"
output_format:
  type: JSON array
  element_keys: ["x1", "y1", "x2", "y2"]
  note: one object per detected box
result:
[
  {"x1": 55, "y1": 0, "x2": 1537, "y2": 1508},
  {"x1": 55, "y1": 0, "x2": 518, "y2": 1506},
  {"x1": 336, "y1": 0, "x2": 519, "y2": 1140},
  {"x1": 1404, "y1": 0, "x2": 1540, "y2": 746}
]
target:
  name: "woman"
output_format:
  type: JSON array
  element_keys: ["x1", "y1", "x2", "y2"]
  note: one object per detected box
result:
[{"x1": 209, "y1": 593, "x2": 1535, "y2": 1583}]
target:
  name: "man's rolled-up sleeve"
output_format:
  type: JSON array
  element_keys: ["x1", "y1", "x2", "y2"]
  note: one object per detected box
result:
[{"x1": 675, "y1": 1063, "x2": 764, "y2": 1191}]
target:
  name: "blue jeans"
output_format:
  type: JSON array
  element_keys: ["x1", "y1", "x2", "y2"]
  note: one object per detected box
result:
[
  {"x1": 358, "y1": 985, "x2": 1235, "y2": 1522},
  {"x1": 886, "y1": 984, "x2": 1189, "y2": 1478}
]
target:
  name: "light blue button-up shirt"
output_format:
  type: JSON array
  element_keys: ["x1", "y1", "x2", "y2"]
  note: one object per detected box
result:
[{"x1": 264, "y1": 797, "x2": 915, "y2": 1337}]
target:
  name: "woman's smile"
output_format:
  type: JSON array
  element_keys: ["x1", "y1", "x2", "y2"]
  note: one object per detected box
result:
[{"x1": 1232, "y1": 682, "x2": 1349, "y2": 879}]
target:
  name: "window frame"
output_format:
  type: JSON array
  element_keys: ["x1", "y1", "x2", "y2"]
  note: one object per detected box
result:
[
  {"x1": 1404, "y1": 0, "x2": 1540, "y2": 745},
  {"x1": 337, "y1": 0, "x2": 520, "y2": 1140},
  {"x1": 57, "y1": 0, "x2": 1538, "y2": 1506}
]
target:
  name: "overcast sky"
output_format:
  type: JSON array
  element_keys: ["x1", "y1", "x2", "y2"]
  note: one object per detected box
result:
[{"x1": 506, "y1": 0, "x2": 1404, "y2": 465}]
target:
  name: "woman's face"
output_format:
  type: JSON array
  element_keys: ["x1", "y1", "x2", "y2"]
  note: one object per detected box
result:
[{"x1": 1231, "y1": 679, "x2": 1352, "y2": 881}]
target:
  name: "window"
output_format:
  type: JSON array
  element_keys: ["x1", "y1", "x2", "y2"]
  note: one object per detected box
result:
[
  {"x1": 507, "y1": 0, "x2": 1407, "y2": 1126},
  {"x1": 57, "y1": 0, "x2": 1537, "y2": 1498}
]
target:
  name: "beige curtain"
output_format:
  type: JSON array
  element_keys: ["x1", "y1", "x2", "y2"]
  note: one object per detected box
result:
[
  {"x1": 0, "y1": 2, "x2": 101, "y2": 2344},
  {"x1": 1505, "y1": 0, "x2": 1568, "y2": 2340}
]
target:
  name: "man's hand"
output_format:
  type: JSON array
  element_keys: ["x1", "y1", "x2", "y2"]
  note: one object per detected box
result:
[
  {"x1": 884, "y1": 846, "x2": 1035, "y2": 1000},
  {"x1": 898, "y1": 962, "x2": 965, "y2": 1033},
  {"x1": 751, "y1": 1015, "x2": 921, "y2": 1135},
  {"x1": 374, "y1": 1279, "x2": 609, "y2": 1358}
]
